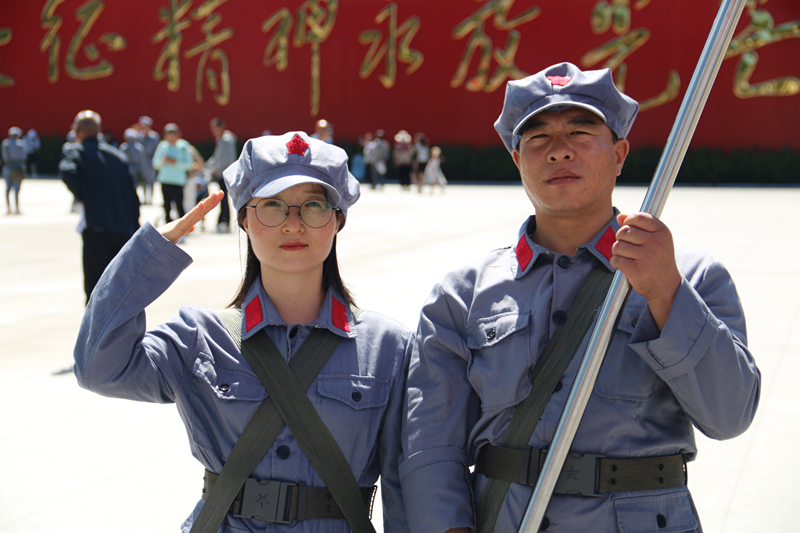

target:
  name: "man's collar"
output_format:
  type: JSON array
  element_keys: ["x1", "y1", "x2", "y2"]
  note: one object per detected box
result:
[
  {"x1": 239, "y1": 278, "x2": 357, "y2": 341},
  {"x1": 513, "y1": 209, "x2": 621, "y2": 279}
]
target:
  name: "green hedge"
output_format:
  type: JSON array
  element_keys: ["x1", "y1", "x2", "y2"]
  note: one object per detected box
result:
[
  {"x1": 31, "y1": 134, "x2": 800, "y2": 186},
  {"x1": 619, "y1": 145, "x2": 800, "y2": 185},
  {"x1": 36, "y1": 134, "x2": 67, "y2": 176},
  {"x1": 341, "y1": 141, "x2": 800, "y2": 185}
]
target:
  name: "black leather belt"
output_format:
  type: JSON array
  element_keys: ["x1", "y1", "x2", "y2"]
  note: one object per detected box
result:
[
  {"x1": 476, "y1": 445, "x2": 687, "y2": 497},
  {"x1": 203, "y1": 471, "x2": 376, "y2": 523}
]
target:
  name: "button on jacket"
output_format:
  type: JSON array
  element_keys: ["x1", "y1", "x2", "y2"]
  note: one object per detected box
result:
[
  {"x1": 74, "y1": 223, "x2": 413, "y2": 533},
  {"x1": 400, "y1": 213, "x2": 760, "y2": 533}
]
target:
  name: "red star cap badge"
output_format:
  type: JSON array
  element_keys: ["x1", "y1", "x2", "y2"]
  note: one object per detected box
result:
[
  {"x1": 286, "y1": 134, "x2": 309, "y2": 156},
  {"x1": 547, "y1": 76, "x2": 572, "y2": 87}
]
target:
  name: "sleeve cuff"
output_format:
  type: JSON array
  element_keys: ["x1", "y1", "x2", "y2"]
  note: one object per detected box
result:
[
  {"x1": 139, "y1": 222, "x2": 193, "y2": 265},
  {"x1": 630, "y1": 278, "x2": 716, "y2": 378},
  {"x1": 400, "y1": 451, "x2": 475, "y2": 533}
]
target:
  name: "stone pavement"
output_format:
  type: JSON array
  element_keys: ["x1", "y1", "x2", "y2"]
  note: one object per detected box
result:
[{"x1": 1, "y1": 178, "x2": 798, "y2": 532}]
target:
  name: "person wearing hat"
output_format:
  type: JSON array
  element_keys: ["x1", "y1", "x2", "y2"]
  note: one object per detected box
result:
[
  {"x1": 400, "y1": 63, "x2": 760, "y2": 533},
  {"x1": 2, "y1": 126, "x2": 26, "y2": 214},
  {"x1": 393, "y1": 130, "x2": 413, "y2": 191},
  {"x1": 72, "y1": 132, "x2": 411, "y2": 533}
]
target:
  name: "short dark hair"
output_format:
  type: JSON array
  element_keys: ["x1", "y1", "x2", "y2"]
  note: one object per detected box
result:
[{"x1": 211, "y1": 117, "x2": 226, "y2": 128}]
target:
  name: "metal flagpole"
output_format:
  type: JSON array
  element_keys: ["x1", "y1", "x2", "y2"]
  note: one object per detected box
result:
[{"x1": 517, "y1": 1, "x2": 748, "y2": 532}]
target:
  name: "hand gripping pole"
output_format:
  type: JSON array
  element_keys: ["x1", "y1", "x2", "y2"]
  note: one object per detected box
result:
[{"x1": 517, "y1": 1, "x2": 748, "y2": 532}]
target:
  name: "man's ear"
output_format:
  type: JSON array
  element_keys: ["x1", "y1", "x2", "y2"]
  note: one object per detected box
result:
[
  {"x1": 614, "y1": 139, "x2": 630, "y2": 176},
  {"x1": 512, "y1": 148, "x2": 522, "y2": 171}
]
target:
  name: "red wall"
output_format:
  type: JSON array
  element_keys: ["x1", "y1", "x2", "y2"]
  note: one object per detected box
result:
[{"x1": 1, "y1": 0, "x2": 798, "y2": 150}]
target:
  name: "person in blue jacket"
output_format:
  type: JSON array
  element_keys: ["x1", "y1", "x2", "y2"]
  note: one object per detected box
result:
[
  {"x1": 73, "y1": 132, "x2": 412, "y2": 533},
  {"x1": 400, "y1": 63, "x2": 760, "y2": 533},
  {"x1": 152, "y1": 122, "x2": 197, "y2": 223}
]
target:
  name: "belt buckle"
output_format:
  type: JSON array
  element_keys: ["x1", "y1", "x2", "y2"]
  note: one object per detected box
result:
[
  {"x1": 236, "y1": 478, "x2": 294, "y2": 523},
  {"x1": 553, "y1": 452, "x2": 603, "y2": 497}
]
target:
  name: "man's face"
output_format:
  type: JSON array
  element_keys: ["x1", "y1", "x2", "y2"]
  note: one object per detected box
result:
[
  {"x1": 512, "y1": 107, "x2": 629, "y2": 221},
  {"x1": 210, "y1": 123, "x2": 223, "y2": 138}
]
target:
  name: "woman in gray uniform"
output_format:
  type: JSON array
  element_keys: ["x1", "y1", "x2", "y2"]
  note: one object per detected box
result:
[{"x1": 73, "y1": 132, "x2": 411, "y2": 533}]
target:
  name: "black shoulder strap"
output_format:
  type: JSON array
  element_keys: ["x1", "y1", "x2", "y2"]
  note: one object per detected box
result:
[
  {"x1": 242, "y1": 327, "x2": 376, "y2": 533},
  {"x1": 476, "y1": 264, "x2": 614, "y2": 533},
  {"x1": 191, "y1": 309, "x2": 353, "y2": 532}
]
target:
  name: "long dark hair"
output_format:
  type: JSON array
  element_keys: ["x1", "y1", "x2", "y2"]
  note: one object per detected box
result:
[{"x1": 229, "y1": 208, "x2": 355, "y2": 309}]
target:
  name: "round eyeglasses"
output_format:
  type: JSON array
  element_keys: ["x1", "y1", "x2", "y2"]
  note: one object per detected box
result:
[{"x1": 245, "y1": 198, "x2": 335, "y2": 228}]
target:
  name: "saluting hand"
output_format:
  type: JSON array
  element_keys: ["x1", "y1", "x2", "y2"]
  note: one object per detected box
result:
[
  {"x1": 610, "y1": 212, "x2": 682, "y2": 332},
  {"x1": 158, "y1": 191, "x2": 225, "y2": 244}
]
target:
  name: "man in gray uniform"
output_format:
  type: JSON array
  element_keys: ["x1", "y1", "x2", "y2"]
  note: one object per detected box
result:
[
  {"x1": 205, "y1": 117, "x2": 237, "y2": 233},
  {"x1": 400, "y1": 63, "x2": 760, "y2": 533}
]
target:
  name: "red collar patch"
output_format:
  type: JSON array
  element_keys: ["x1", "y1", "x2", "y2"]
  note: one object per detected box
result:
[
  {"x1": 245, "y1": 295, "x2": 263, "y2": 332},
  {"x1": 595, "y1": 226, "x2": 616, "y2": 260},
  {"x1": 331, "y1": 296, "x2": 350, "y2": 332},
  {"x1": 516, "y1": 235, "x2": 533, "y2": 271},
  {"x1": 286, "y1": 134, "x2": 309, "y2": 156},
  {"x1": 547, "y1": 75, "x2": 572, "y2": 87}
]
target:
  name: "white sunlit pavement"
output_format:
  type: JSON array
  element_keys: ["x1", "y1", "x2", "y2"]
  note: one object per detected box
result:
[{"x1": 1, "y1": 178, "x2": 798, "y2": 532}]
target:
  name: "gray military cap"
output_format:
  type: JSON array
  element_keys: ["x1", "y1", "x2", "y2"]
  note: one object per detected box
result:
[
  {"x1": 224, "y1": 131, "x2": 360, "y2": 220},
  {"x1": 494, "y1": 62, "x2": 639, "y2": 153}
]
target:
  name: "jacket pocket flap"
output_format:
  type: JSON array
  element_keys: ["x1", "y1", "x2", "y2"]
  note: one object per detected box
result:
[
  {"x1": 317, "y1": 375, "x2": 390, "y2": 409},
  {"x1": 467, "y1": 311, "x2": 530, "y2": 349},
  {"x1": 192, "y1": 359, "x2": 265, "y2": 401}
]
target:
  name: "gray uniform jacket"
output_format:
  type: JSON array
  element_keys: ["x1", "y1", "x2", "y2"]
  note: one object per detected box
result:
[
  {"x1": 74, "y1": 223, "x2": 412, "y2": 533},
  {"x1": 206, "y1": 130, "x2": 238, "y2": 178},
  {"x1": 2, "y1": 137, "x2": 26, "y2": 173},
  {"x1": 140, "y1": 130, "x2": 161, "y2": 185},
  {"x1": 400, "y1": 213, "x2": 760, "y2": 533}
]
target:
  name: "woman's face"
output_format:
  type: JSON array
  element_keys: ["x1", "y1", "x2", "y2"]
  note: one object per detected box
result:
[{"x1": 242, "y1": 183, "x2": 341, "y2": 284}]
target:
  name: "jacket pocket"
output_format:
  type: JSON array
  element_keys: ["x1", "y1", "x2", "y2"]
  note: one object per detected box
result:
[
  {"x1": 316, "y1": 375, "x2": 391, "y2": 476},
  {"x1": 193, "y1": 358, "x2": 266, "y2": 401},
  {"x1": 190, "y1": 357, "x2": 266, "y2": 451},
  {"x1": 318, "y1": 375, "x2": 391, "y2": 409},
  {"x1": 466, "y1": 311, "x2": 532, "y2": 412},
  {"x1": 595, "y1": 303, "x2": 658, "y2": 401},
  {"x1": 614, "y1": 490, "x2": 699, "y2": 533}
]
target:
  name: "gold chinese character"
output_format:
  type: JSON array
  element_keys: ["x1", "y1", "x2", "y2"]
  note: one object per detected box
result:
[
  {"x1": 358, "y1": 2, "x2": 423, "y2": 89},
  {"x1": 261, "y1": 0, "x2": 338, "y2": 117},
  {"x1": 582, "y1": 0, "x2": 678, "y2": 111},
  {"x1": 0, "y1": 27, "x2": 13, "y2": 88},
  {"x1": 152, "y1": 0, "x2": 193, "y2": 92},
  {"x1": 184, "y1": 0, "x2": 234, "y2": 106},
  {"x1": 40, "y1": 0, "x2": 126, "y2": 84},
  {"x1": 726, "y1": 0, "x2": 800, "y2": 98},
  {"x1": 451, "y1": 0, "x2": 540, "y2": 93},
  {"x1": 262, "y1": 8, "x2": 293, "y2": 71}
]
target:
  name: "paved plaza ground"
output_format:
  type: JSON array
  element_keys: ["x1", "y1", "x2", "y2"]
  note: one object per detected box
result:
[{"x1": 1, "y1": 178, "x2": 798, "y2": 532}]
